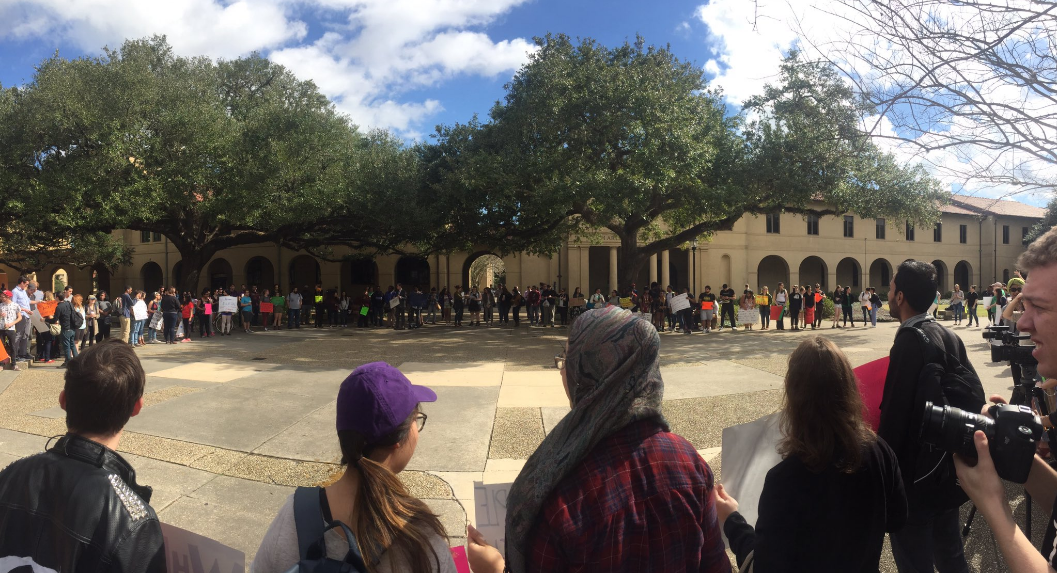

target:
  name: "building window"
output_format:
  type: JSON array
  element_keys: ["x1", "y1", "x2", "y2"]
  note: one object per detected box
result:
[
  {"x1": 933, "y1": 223, "x2": 942, "y2": 242},
  {"x1": 153, "y1": 232, "x2": 161, "y2": 242},
  {"x1": 906, "y1": 222, "x2": 915, "y2": 241},
  {"x1": 959, "y1": 224, "x2": 967, "y2": 244},
  {"x1": 140, "y1": 231, "x2": 151, "y2": 243},
  {"x1": 1003, "y1": 269, "x2": 1010, "y2": 282},
  {"x1": 843, "y1": 216, "x2": 854, "y2": 238},
  {"x1": 766, "y1": 213, "x2": 781, "y2": 234},
  {"x1": 1003, "y1": 225, "x2": 1010, "y2": 244},
  {"x1": 807, "y1": 214, "x2": 819, "y2": 236},
  {"x1": 876, "y1": 218, "x2": 886, "y2": 240}
]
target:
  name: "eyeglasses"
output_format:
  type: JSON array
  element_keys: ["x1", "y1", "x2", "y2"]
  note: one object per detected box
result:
[
  {"x1": 1010, "y1": 288, "x2": 1022, "y2": 293},
  {"x1": 413, "y1": 412, "x2": 428, "y2": 432},
  {"x1": 555, "y1": 350, "x2": 566, "y2": 371}
]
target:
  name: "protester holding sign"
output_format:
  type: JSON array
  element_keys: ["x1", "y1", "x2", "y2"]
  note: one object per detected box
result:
[
  {"x1": 699, "y1": 286, "x2": 717, "y2": 333},
  {"x1": 467, "y1": 306, "x2": 729, "y2": 573},
  {"x1": 757, "y1": 287, "x2": 772, "y2": 330},
  {"x1": 718, "y1": 284, "x2": 736, "y2": 331},
  {"x1": 253, "y1": 362, "x2": 455, "y2": 573},
  {"x1": 714, "y1": 336, "x2": 906, "y2": 572}
]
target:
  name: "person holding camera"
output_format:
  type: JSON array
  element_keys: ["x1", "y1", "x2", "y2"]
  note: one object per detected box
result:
[
  {"x1": 954, "y1": 226, "x2": 1057, "y2": 572},
  {"x1": 882, "y1": 260, "x2": 980, "y2": 573}
]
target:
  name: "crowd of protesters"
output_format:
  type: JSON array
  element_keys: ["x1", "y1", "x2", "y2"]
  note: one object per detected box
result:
[{"x1": 4, "y1": 228, "x2": 1057, "y2": 572}]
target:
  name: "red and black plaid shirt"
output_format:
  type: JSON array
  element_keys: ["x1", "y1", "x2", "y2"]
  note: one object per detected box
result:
[{"x1": 526, "y1": 419, "x2": 731, "y2": 573}]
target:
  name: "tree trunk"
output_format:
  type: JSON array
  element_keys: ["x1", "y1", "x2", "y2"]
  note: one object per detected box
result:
[
  {"x1": 617, "y1": 242, "x2": 649, "y2": 294},
  {"x1": 173, "y1": 242, "x2": 217, "y2": 295}
]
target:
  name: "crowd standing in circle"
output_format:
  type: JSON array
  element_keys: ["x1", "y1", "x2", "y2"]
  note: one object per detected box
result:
[{"x1": 3, "y1": 236, "x2": 1057, "y2": 572}]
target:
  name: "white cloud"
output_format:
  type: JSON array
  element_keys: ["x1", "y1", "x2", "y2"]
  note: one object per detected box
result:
[{"x1": 0, "y1": 0, "x2": 537, "y2": 137}]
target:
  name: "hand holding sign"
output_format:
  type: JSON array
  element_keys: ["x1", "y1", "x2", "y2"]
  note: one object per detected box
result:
[{"x1": 474, "y1": 481, "x2": 512, "y2": 558}]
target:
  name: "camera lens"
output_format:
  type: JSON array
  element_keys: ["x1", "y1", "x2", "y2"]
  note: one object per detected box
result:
[{"x1": 920, "y1": 402, "x2": 993, "y2": 459}]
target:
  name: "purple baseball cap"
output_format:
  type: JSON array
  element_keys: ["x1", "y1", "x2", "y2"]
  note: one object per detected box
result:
[{"x1": 336, "y1": 362, "x2": 437, "y2": 444}]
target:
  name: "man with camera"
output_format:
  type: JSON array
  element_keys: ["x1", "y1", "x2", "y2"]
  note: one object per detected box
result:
[
  {"x1": 882, "y1": 260, "x2": 980, "y2": 573},
  {"x1": 955, "y1": 226, "x2": 1057, "y2": 572}
]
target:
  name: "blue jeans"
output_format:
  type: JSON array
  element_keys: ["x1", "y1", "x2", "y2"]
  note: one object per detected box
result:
[
  {"x1": 163, "y1": 312, "x2": 179, "y2": 343},
  {"x1": 968, "y1": 304, "x2": 979, "y2": 326},
  {"x1": 129, "y1": 319, "x2": 144, "y2": 344},
  {"x1": 951, "y1": 303, "x2": 964, "y2": 321},
  {"x1": 890, "y1": 504, "x2": 969, "y2": 573},
  {"x1": 61, "y1": 329, "x2": 77, "y2": 362},
  {"x1": 288, "y1": 308, "x2": 301, "y2": 328},
  {"x1": 870, "y1": 307, "x2": 878, "y2": 326}
]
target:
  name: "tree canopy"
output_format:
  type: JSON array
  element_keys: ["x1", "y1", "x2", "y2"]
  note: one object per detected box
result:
[
  {"x1": 2, "y1": 37, "x2": 428, "y2": 291},
  {"x1": 426, "y1": 36, "x2": 943, "y2": 289}
]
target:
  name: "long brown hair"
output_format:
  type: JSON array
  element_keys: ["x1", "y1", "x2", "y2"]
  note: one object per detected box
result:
[
  {"x1": 778, "y1": 336, "x2": 876, "y2": 473},
  {"x1": 337, "y1": 408, "x2": 446, "y2": 573}
]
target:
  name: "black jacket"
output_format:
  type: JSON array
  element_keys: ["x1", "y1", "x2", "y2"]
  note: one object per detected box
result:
[
  {"x1": 878, "y1": 315, "x2": 976, "y2": 499},
  {"x1": 0, "y1": 434, "x2": 166, "y2": 572},
  {"x1": 48, "y1": 300, "x2": 74, "y2": 330}
]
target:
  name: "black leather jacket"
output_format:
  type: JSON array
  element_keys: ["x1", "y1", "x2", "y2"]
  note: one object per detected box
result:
[{"x1": 0, "y1": 433, "x2": 166, "y2": 572}]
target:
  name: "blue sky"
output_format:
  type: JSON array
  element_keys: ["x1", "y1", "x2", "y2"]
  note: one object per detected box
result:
[{"x1": 0, "y1": 0, "x2": 1049, "y2": 206}]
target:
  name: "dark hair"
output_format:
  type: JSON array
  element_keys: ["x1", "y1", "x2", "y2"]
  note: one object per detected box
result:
[
  {"x1": 336, "y1": 408, "x2": 446, "y2": 573},
  {"x1": 893, "y1": 260, "x2": 938, "y2": 313},
  {"x1": 64, "y1": 339, "x2": 146, "y2": 436},
  {"x1": 779, "y1": 336, "x2": 875, "y2": 473}
]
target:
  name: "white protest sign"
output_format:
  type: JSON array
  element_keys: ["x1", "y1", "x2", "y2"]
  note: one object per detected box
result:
[
  {"x1": 133, "y1": 301, "x2": 148, "y2": 321},
  {"x1": 474, "y1": 481, "x2": 512, "y2": 558},
  {"x1": 218, "y1": 296, "x2": 237, "y2": 314},
  {"x1": 982, "y1": 296, "x2": 993, "y2": 308},
  {"x1": 669, "y1": 293, "x2": 691, "y2": 313},
  {"x1": 161, "y1": 522, "x2": 245, "y2": 573},
  {"x1": 720, "y1": 413, "x2": 783, "y2": 539}
]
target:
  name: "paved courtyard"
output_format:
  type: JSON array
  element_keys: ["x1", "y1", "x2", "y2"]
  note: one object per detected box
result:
[{"x1": 0, "y1": 318, "x2": 1044, "y2": 570}]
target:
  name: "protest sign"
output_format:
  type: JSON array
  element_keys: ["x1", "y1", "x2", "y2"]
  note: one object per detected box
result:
[
  {"x1": 203, "y1": 303, "x2": 212, "y2": 315},
  {"x1": 700, "y1": 300, "x2": 714, "y2": 311},
  {"x1": 218, "y1": 296, "x2": 237, "y2": 313},
  {"x1": 854, "y1": 356, "x2": 890, "y2": 431},
  {"x1": 259, "y1": 302, "x2": 273, "y2": 313},
  {"x1": 669, "y1": 293, "x2": 690, "y2": 312},
  {"x1": 37, "y1": 300, "x2": 57, "y2": 318},
  {"x1": 754, "y1": 295, "x2": 769, "y2": 306},
  {"x1": 770, "y1": 306, "x2": 782, "y2": 321},
  {"x1": 815, "y1": 292, "x2": 823, "y2": 304},
  {"x1": 474, "y1": 481, "x2": 512, "y2": 558},
  {"x1": 315, "y1": 295, "x2": 323, "y2": 304},
  {"x1": 982, "y1": 296, "x2": 993, "y2": 308},
  {"x1": 0, "y1": 341, "x2": 7, "y2": 364},
  {"x1": 720, "y1": 413, "x2": 783, "y2": 533},
  {"x1": 360, "y1": 306, "x2": 369, "y2": 316},
  {"x1": 570, "y1": 297, "x2": 586, "y2": 307},
  {"x1": 161, "y1": 522, "x2": 245, "y2": 573},
  {"x1": 739, "y1": 308, "x2": 760, "y2": 324},
  {"x1": 619, "y1": 297, "x2": 633, "y2": 309},
  {"x1": 389, "y1": 297, "x2": 401, "y2": 309},
  {"x1": 133, "y1": 302, "x2": 148, "y2": 321}
]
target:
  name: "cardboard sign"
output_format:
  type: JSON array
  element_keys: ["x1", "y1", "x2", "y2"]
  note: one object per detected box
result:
[
  {"x1": 474, "y1": 481, "x2": 512, "y2": 558},
  {"x1": 133, "y1": 301, "x2": 148, "y2": 321},
  {"x1": 259, "y1": 302, "x2": 273, "y2": 313},
  {"x1": 389, "y1": 297, "x2": 401, "y2": 309},
  {"x1": 203, "y1": 303, "x2": 212, "y2": 315},
  {"x1": 619, "y1": 297, "x2": 633, "y2": 309},
  {"x1": 721, "y1": 413, "x2": 784, "y2": 532},
  {"x1": 37, "y1": 300, "x2": 57, "y2": 318},
  {"x1": 982, "y1": 296, "x2": 993, "y2": 308},
  {"x1": 739, "y1": 308, "x2": 760, "y2": 323},
  {"x1": 669, "y1": 293, "x2": 690, "y2": 312},
  {"x1": 570, "y1": 297, "x2": 586, "y2": 307},
  {"x1": 160, "y1": 522, "x2": 245, "y2": 573},
  {"x1": 700, "y1": 300, "x2": 714, "y2": 311},
  {"x1": 218, "y1": 296, "x2": 237, "y2": 313},
  {"x1": 754, "y1": 295, "x2": 769, "y2": 306}
]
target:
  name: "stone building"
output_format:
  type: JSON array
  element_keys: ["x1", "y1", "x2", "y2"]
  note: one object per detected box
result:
[{"x1": 0, "y1": 194, "x2": 1045, "y2": 297}]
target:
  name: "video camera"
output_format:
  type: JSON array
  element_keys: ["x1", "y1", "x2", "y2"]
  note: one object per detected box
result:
[
  {"x1": 921, "y1": 401, "x2": 1042, "y2": 483},
  {"x1": 983, "y1": 325, "x2": 1037, "y2": 366}
]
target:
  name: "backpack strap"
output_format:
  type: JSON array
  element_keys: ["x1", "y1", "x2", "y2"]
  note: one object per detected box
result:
[{"x1": 293, "y1": 486, "x2": 326, "y2": 560}]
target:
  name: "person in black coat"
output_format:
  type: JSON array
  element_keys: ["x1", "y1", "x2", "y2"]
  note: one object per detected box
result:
[{"x1": 715, "y1": 336, "x2": 906, "y2": 572}]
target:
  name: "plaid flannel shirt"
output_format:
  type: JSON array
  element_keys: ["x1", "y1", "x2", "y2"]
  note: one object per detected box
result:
[{"x1": 526, "y1": 419, "x2": 731, "y2": 573}]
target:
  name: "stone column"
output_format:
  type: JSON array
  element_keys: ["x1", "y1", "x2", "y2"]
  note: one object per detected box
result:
[
  {"x1": 661, "y1": 250, "x2": 671, "y2": 288},
  {"x1": 609, "y1": 247, "x2": 619, "y2": 294},
  {"x1": 649, "y1": 253, "x2": 658, "y2": 284}
]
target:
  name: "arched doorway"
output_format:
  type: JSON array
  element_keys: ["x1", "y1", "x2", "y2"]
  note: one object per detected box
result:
[
  {"x1": 931, "y1": 260, "x2": 948, "y2": 293},
  {"x1": 245, "y1": 257, "x2": 275, "y2": 289},
  {"x1": 91, "y1": 264, "x2": 111, "y2": 295},
  {"x1": 51, "y1": 268, "x2": 68, "y2": 293},
  {"x1": 756, "y1": 255, "x2": 789, "y2": 291},
  {"x1": 836, "y1": 257, "x2": 861, "y2": 289},
  {"x1": 343, "y1": 258, "x2": 378, "y2": 293},
  {"x1": 798, "y1": 256, "x2": 828, "y2": 289},
  {"x1": 719, "y1": 254, "x2": 731, "y2": 288},
  {"x1": 462, "y1": 252, "x2": 504, "y2": 290},
  {"x1": 869, "y1": 258, "x2": 892, "y2": 289},
  {"x1": 955, "y1": 261, "x2": 973, "y2": 289},
  {"x1": 207, "y1": 258, "x2": 233, "y2": 291},
  {"x1": 670, "y1": 249, "x2": 690, "y2": 291},
  {"x1": 288, "y1": 255, "x2": 321, "y2": 290},
  {"x1": 140, "y1": 262, "x2": 163, "y2": 294},
  {"x1": 467, "y1": 254, "x2": 505, "y2": 289},
  {"x1": 172, "y1": 262, "x2": 183, "y2": 289},
  {"x1": 396, "y1": 256, "x2": 431, "y2": 289}
]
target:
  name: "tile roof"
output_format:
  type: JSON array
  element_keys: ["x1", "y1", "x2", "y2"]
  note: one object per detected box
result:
[
  {"x1": 949, "y1": 194, "x2": 1047, "y2": 219},
  {"x1": 939, "y1": 203, "x2": 979, "y2": 216}
]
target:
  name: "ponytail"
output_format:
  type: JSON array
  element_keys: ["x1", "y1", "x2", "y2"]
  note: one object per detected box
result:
[{"x1": 337, "y1": 412, "x2": 446, "y2": 573}]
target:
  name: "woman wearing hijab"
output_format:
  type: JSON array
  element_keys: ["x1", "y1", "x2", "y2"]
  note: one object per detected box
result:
[{"x1": 467, "y1": 306, "x2": 730, "y2": 573}]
